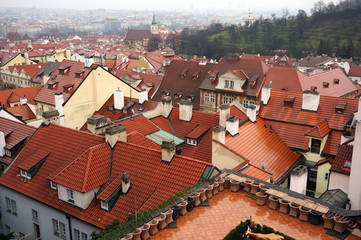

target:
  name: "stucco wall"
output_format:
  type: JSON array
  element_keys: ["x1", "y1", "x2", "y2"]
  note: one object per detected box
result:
[
  {"x1": 329, "y1": 172, "x2": 349, "y2": 194},
  {"x1": 212, "y1": 140, "x2": 246, "y2": 170},
  {"x1": 58, "y1": 184, "x2": 100, "y2": 210},
  {"x1": 315, "y1": 163, "x2": 331, "y2": 198}
]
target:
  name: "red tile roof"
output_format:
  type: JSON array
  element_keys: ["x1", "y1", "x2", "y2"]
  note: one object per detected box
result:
[
  {"x1": 186, "y1": 125, "x2": 210, "y2": 139},
  {"x1": 265, "y1": 67, "x2": 305, "y2": 92},
  {"x1": 124, "y1": 30, "x2": 154, "y2": 41},
  {"x1": 7, "y1": 104, "x2": 36, "y2": 121},
  {"x1": 330, "y1": 144, "x2": 353, "y2": 175},
  {"x1": 17, "y1": 149, "x2": 49, "y2": 171},
  {"x1": 0, "y1": 86, "x2": 42, "y2": 107},
  {"x1": 225, "y1": 117, "x2": 301, "y2": 182},
  {"x1": 115, "y1": 114, "x2": 159, "y2": 136},
  {"x1": 240, "y1": 164, "x2": 273, "y2": 181},
  {"x1": 348, "y1": 62, "x2": 361, "y2": 77},
  {"x1": 0, "y1": 117, "x2": 36, "y2": 165},
  {"x1": 0, "y1": 124, "x2": 209, "y2": 228},
  {"x1": 127, "y1": 131, "x2": 161, "y2": 150},
  {"x1": 305, "y1": 120, "x2": 331, "y2": 138},
  {"x1": 8, "y1": 63, "x2": 45, "y2": 78},
  {"x1": 34, "y1": 60, "x2": 88, "y2": 105}
]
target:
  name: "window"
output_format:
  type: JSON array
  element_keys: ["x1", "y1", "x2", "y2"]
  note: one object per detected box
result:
[
  {"x1": 81, "y1": 232, "x2": 88, "y2": 240},
  {"x1": 101, "y1": 201, "x2": 108, "y2": 211},
  {"x1": 325, "y1": 172, "x2": 329, "y2": 180},
  {"x1": 11, "y1": 199, "x2": 17, "y2": 215},
  {"x1": 5, "y1": 149, "x2": 11, "y2": 157},
  {"x1": 230, "y1": 80, "x2": 234, "y2": 89},
  {"x1": 204, "y1": 94, "x2": 215, "y2": 103},
  {"x1": 224, "y1": 80, "x2": 229, "y2": 88},
  {"x1": 60, "y1": 222, "x2": 66, "y2": 238},
  {"x1": 311, "y1": 139, "x2": 322, "y2": 154},
  {"x1": 6, "y1": 197, "x2": 11, "y2": 213},
  {"x1": 6, "y1": 198, "x2": 17, "y2": 215},
  {"x1": 20, "y1": 169, "x2": 31, "y2": 180},
  {"x1": 223, "y1": 96, "x2": 229, "y2": 104},
  {"x1": 187, "y1": 138, "x2": 197, "y2": 146},
  {"x1": 67, "y1": 189, "x2": 74, "y2": 203},
  {"x1": 52, "y1": 219, "x2": 59, "y2": 235},
  {"x1": 32, "y1": 209, "x2": 39, "y2": 223},
  {"x1": 50, "y1": 181, "x2": 58, "y2": 190},
  {"x1": 243, "y1": 100, "x2": 249, "y2": 108},
  {"x1": 74, "y1": 229, "x2": 81, "y2": 240}
]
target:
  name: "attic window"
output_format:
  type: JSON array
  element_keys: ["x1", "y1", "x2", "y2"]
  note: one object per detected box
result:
[
  {"x1": 334, "y1": 78, "x2": 340, "y2": 84},
  {"x1": 284, "y1": 96, "x2": 295, "y2": 107},
  {"x1": 5, "y1": 149, "x2": 11, "y2": 157},
  {"x1": 180, "y1": 69, "x2": 188, "y2": 78},
  {"x1": 63, "y1": 84, "x2": 74, "y2": 93},
  {"x1": 248, "y1": 75, "x2": 259, "y2": 87},
  {"x1": 100, "y1": 201, "x2": 109, "y2": 211},
  {"x1": 58, "y1": 66, "x2": 70, "y2": 75},
  {"x1": 50, "y1": 181, "x2": 58, "y2": 190},
  {"x1": 20, "y1": 169, "x2": 31, "y2": 180},
  {"x1": 187, "y1": 138, "x2": 197, "y2": 146},
  {"x1": 335, "y1": 101, "x2": 347, "y2": 114},
  {"x1": 210, "y1": 71, "x2": 218, "y2": 82},
  {"x1": 48, "y1": 82, "x2": 57, "y2": 90},
  {"x1": 174, "y1": 94, "x2": 179, "y2": 98},
  {"x1": 192, "y1": 71, "x2": 200, "y2": 80},
  {"x1": 187, "y1": 95, "x2": 195, "y2": 101},
  {"x1": 323, "y1": 82, "x2": 329, "y2": 88},
  {"x1": 75, "y1": 71, "x2": 84, "y2": 78}
]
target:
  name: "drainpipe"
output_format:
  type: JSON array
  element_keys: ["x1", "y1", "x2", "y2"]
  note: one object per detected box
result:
[{"x1": 66, "y1": 214, "x2": 73, "y2": 240}]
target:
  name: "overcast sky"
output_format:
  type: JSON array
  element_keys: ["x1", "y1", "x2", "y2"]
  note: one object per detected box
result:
[{"x1": 0, "y1": 0, "x2": 338, "y2": 13}]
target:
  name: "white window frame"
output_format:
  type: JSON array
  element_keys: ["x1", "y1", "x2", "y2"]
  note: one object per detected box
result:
[
  {"x1": 101, "y1": 201, "x2": 109, "y2": 211},
  {"x1": 224, "y1": 80, "x2": 229, "y2": 88},
  {"x1": 60, "y1": 222, "x2": 66, "y2": 238},
  {"x1": 204, "y1": 94, "x2": 210, "y2": 102},
  {"x1": 223, "y1": 96, "x2": 229, "y2": 104},
  {"x1": 74, "y1": 229, "x2": 81, "y2": 240},
  {"x1": 11, "y1": 199, "x2": 17, "y2": 215},
  {"x1": 210, "y1": 94, "x2": 215, "y2": 103},
  {"x1": 81, "y1": 232, "x2": 88, "y2": 240},
  {"x1": 32, "y1": 209, "x2": 39, "y2": 223},
  {"x1": 5, "y1": 149, "x2": 11, "y2": 157},
  {"x1": 187, "y1": 138, "x2": 197, "y2": 146},
  {"x1": 50, "y1": 181, "x2": 58, "y2": 190},
  {"x1": 243, "y1": 100, "x2": 249, "y2": 108},
  {"x1": 67, "y1": 189, "x2": 74, "y2": 203},
  {"x1": 52, "y1": 219, "x2": 59, "y2": 235},
  {"x1": 230, "y1": 80, "x2": 234, "y2": 89},
  {"x1": 20, "y1": 169, "x2": 31, "y2": 180}
]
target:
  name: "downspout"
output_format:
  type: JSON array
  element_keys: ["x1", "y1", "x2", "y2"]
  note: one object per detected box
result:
[{"x1": 66, "y1": 214, "x2": 73, "y2": 240}]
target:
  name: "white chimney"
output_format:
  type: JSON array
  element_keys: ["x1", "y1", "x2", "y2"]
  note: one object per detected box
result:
[
  {"x1": 0, "y1": 131, "x2": 6, "y2": 157},
  {"x1": 161, "y1": 96, "x2": 172, "y2": 118},
  {"x1": 55, "y1": 92, "x2": 64, "y2": 116},
  {"x1": 261, "y1": 85, "x2": 271, "y2": 105},
  {"x1": 20, "y1": 96, "x2": 27, "y2": 105},
  {"x1": 87, "y1": 115, "x2": 108, "y2": 134},
  {"x1": 179, "y1": 99, "x2": 193, "y2": 122},
  {"x1": 302, "y1": 90, "x2": 320, "y2": 112},
  {"x1": 226, "y1": 116, "x2": 239, "y2": 136},
  {"x1": 246, "y1": 105, "x2": 257, "y2": 123},
  {"x1": 24, "y1": 52, "x2": 29, "y2": 59},
  {"x1": 85, "y1": 57, "x2": 94, "y2": 68},
  {"x1": 161, "y1": 140, "x2": 176, "y2": 163},
  {"x1": 121, "y1": 172, "x2": 130, "y2": 194},
  {"x1": 105, "y1": 124, "x2": 127, "y2": 148},
  {"x1": 212, "y1": 126, "x2": 225, "y2": 144},
  {"x1": 219, "y1": 103, "x2": 230, "y2": 128},
  {"x1": 139, "y1": 91, "x2": 148, "y2": 104},
  {"x1": 290, "y1": 165, "x2": 308, "y2": 195},
  {"x1": 114, "y1": 90, "x2": 124, "y2": 110},
  {"x1": 348, "y1": 120, "x2": 361, "y2": 209}
]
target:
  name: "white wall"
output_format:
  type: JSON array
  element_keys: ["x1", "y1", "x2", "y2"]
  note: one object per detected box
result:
[
  {"x1": 329, "y1": 172, "x2": 350, "y2": 194},
  {"x1": 58, "y1": 184, "x2": 100, "y2": 210}
]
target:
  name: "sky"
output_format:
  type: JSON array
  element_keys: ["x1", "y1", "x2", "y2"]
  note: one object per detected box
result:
[{"x1": 0, "y1": 0, "x2": 338, "y2": 13}]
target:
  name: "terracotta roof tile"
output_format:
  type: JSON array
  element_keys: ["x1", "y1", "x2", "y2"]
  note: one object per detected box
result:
[
  {"x1": 0, "y1": 86, "x2": 42, "y2": 107},
  {"x1": 186, "y1": 125, "x2": 210, "y2": 139},
  {"x1": 7, "y1": 104, "x2": 36, "y2": 121},
  {"x1": 17, "y1": 149, "x2": 49, "y2": 171},
  {"x1": 348, "y1": 62, "x2": 361, "y2": 77},
  {"x1": 8, "y1": 63, "x2": 45, "y2": 78},
  {"x1": 305, "y1": 120, "x2": 331, "y2": 138},
  {"x1": 240, "y1": 164, "x2": 273, "y2": 181},
  {"x1": 330, "y1": 144, "x2": 353, "y2": 175}
]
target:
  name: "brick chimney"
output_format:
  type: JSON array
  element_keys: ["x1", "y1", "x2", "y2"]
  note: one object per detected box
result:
[
  {"x1": 246, "y1": 105, "x2": 257, "y2": 123},
  {"x1": 302, "y1": 90, "x2": 320, "y2": 112},
  {"x1": 42, "y1": 108, "x2": 60, "y2": 125},
  {"x1": 161, "y1": 96, "x2": 172, "y2": 117},
  {"x1": 212, "y1": 126, "x2": 225, "y2": 144},
  {"x1": 219, "y1": 103, "x2": 230, "y2": 128},
  {"x1": 105, "y1": 124, "x2": 127, "y2": 148},
  {"x1": 121, "y1": 172, "x2": 130, "y2": 194},
  {"x1": 179, "y1": 99, "x2": 193, "y2": 122},
  {"x1": 161, "y1": 140, "x2": 176, "y2": 163},
  {"x1": 87, "y1": 115, "x2": 108, "y2": 134},
  {"x1": 114, "y1": 90, "x2": 124, "y2": 110},
  {"x1": 0, "y1": 131, "x2": 5, "y2": 157},
  {"x1": 261, "y1": 85, "x2": 271, "y2": 105},
  {"x1": 226, "y1": 116, "x2": 239, "y2": 136}
]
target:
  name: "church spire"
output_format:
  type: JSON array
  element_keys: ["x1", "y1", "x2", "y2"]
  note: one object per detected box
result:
[{"x1": 152, "y1": 14, "x2": 157, "y2": 25}]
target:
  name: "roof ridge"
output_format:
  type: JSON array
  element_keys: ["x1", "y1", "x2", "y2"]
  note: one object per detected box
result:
[
  {"x1": 248, "y1": 163, "x2": 273, "y2": 175},
  {"x1": 49, "y1": 123, "x2": 104, "y2": 139},
  {"x1": 82, "y1": 146, "x2": 94, "y2": 192}
]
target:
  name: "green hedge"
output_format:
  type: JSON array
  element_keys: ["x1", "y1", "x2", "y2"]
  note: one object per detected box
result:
[{"x1": 223, "y1": 220, "x2": 295, "y2": 240}]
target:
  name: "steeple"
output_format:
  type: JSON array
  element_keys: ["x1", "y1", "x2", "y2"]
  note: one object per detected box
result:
[
  {"x1": 152, "y1": 14, "x2": 157, "y2": 25},
  {"x1": 151, "y1": 14, "x2": 158, "y2": 34}
]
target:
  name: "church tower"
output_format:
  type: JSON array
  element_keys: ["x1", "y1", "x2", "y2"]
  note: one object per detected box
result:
[{"x1": 151, "y1": 14, "x2": 158, "y2": 34}]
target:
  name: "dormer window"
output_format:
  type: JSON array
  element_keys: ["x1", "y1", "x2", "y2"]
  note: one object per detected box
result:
[
  {"x1": 58, "y1": 66, "x2": 70, "y2": 75},
  {"x1": 284, "y1": 96, "x2": 295, "y2": 107},
  {"x1": 323, "y1": 82, "x2": 329, "y2": 88},
  {"x1": 210, "y1": 72, "x2": 219, "y2": 82},
  {"x1": 335, "y1": 101, "x2": 347, "y2": 114},
  {"x1": 310, "y1": 139, "x2": 321, "y2": 154},
  {"x1": 225, "y1": 80, "x2": 234, "y2": 89},
  {"x1": 180, "y1": 69, "x2": 188, "y2": 79},
  {"x1": 75, "y1": 71, "x2": 84, "y2": 78},
  {"x1": 67, "y1": 189, "x2": 74, "y2": 203},
  {"x1": 187, "y1": 138, "x2": 197, "y2": 146},
  {"x1": 20, "y1": 169, "x2": 31, "y2": 180},
  {"x1": 192, "y1": 71, "x2": 200, "y2": 80},
  {"x1": 63, "y1": 84, "x2": 74, "y2": 93},
  {"x1": 5, "y1": 149, "x2": 11, "y2": 157},
  {"x1": 50, "y1": 181, "x2": 58, "y2": 190},
  {"x1": 334, "y1": 78, "x2": 340, "y2": 84},
  {"x1": 48, "y1": 82, "x2": 57, "y2": 90},
  {"x1": 100, "y1": 201, "x2": 109, "y2": 211}
]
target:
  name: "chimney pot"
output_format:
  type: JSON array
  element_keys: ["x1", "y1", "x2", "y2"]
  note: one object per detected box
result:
[
  {"x1": 179, "y1": 99, "x2": 193, "y2": 121},
  {"x1": 105, "y1": 124, "x2": 127, "y2": 148},
  {"x1": 161, "y1": 140, "x2": 176, "y2": 163},
  {"x1": 42, "y1": 108, "x2": 59, "y2": 125},
  {"x1": 139, "y1": 91, "x2": 148, "y2": 104},
  {"x1": 121, "y1": 172, "x2": 130, "y2": 194},
  {"x1": 161, "y1": 96, "x2": 172, "y2": 117},
  {"x1": 219, "y1": 103, "x2": 230, "y2": 127},
  {"x1": 212, "y1": 126, "x2": 225, "y2": 144},
  {"x1": 87, "y1": 115, "x2": 108, "y2": 134},
  {"x1": 114, "y1": 90, "x2": 125, "y2": 110}
]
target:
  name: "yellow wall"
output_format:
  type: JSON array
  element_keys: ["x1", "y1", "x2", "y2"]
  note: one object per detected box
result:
[
  {"x1": 315, "y1": 162, "x2": 331, "y2": 198},
  {"x1": 63, "y1": 67, "x2": 140, "y2": 129},
  {"x1": 212, "y1": 140, "x2": 246, "y2": 170},
  {"x1": 1, "y1": 54, "x2": 36, "y2": 69},
  {"x1": 139, "y1": 56, "x2": 154, "y2": 70},
  {"x1": 35, "y1": 102, "x2": 55, "y2": 119},
  {"x1": 303, "y1": 135, "x2": 329, "y2": 163}
]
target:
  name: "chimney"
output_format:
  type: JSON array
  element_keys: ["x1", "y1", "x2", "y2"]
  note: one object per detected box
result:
[
  {"x1": 219, "y1": 103, "x2": 230, "y2": 127},
  {"x1": 105, "y1": 124, "x2": 126, "y2": 148},
  {"x1": 226, "y1": 116, "x2": 239, "y2": 136},
  {"x1": 179, "y1": 99, "x2": 193, "y2": 122},
  {"x1": 246, "y1": 105, "x2": 257, "y2": 123},
  {"x1": 20, "y1": 96, "x2": 27, "y2": 105},
  {"x1": 161, "y1": 140, "x2": 176, "y2": 163},
  {"x1": 261, "y1": 85, "x2": 271, "y2": 105},
  {"x1": 42, "y1": 108, "x2": 60, "y2": 125},
  {"x1": 66, "y1": 48, "x2": 71, "y2": 60},
  {"x1": 121, "y1": 172, "x2": 130, "y2": 194},
  {"x1": 85, "y1": 57, "x2": 94, "y2": 68},
  {"x1": 87, "y1": 115, "x2": 108, "y2": 134},
  {"x1": 55, "y1": 92, "x2": 64, "y2": 116},
  {"x1": 24, "y1": 52, "x2": 29, "y2": 59},
  {"x1": 0, "y1": 131, "x2": 5, "y2": 157},
  {"x1": 290, "y1": 165, "x2": 308, "y2": 195},
  {"x1": 161, "y1": 96, "x2": 172, "y2": 117},
  {"x1": 139, "y1": 91, "x2": 148, "y2": 104},
  {"x1": 212, "y1": 126, "x2": 225, "y2": 144},
  {"x1": 302, "y1": 90, "x2": 320, "y2": 112},
  {"x1": 114, "y1": 90, "x2": 124, "y2": 110}
]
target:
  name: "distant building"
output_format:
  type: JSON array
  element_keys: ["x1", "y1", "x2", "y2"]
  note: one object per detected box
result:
[
  {"x1": 242, "y1": 12, "x2": 257, "y2": 26},
  {"x1": 150, "y1": 14, "x2": 158, "y2": 34}
]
